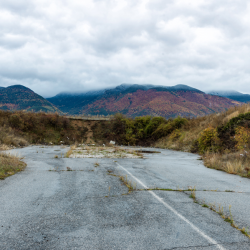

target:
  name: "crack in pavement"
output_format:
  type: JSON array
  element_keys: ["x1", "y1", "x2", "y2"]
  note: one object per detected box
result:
[
  {"x1": 115, "y1": 162, "x2": 227, "y2": 250},
  {"x1": 163, "y1": 240, "x2": 250, "y2": 250}
]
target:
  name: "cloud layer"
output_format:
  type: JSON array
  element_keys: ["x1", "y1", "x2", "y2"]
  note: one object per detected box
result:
[{"x1": 0, "y1": 0, "x2": 250, "y2": 97}]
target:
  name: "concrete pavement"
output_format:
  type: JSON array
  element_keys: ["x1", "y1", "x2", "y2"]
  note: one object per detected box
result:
[{"x1": 0, "y1": 146, "x2": 249, "y2": 249}]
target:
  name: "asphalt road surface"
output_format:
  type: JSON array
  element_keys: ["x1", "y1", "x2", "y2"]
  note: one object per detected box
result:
[{"x1": 1, "y1": 146, "x2": 250, "y2": 250}]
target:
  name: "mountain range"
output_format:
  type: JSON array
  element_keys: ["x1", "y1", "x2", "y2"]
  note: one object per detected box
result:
[
  {"x1": 47, "y1": 84, "x2": 242, "y2": 118},
  {"x1": 0, "y1": 83, "x2": 246, "y2": 118},
  {"x1": 0, "y1": 85, "x2": 58, "y2": 113}
]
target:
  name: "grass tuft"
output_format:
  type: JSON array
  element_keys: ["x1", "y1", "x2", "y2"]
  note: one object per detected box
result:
[{"x1": 0, "y1": 153, "x2": 26, "y2": 180}]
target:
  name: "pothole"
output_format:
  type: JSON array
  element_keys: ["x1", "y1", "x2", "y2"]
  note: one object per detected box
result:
[{"x1": 135, "y1": 150, "x2": 161, "y2": 154}]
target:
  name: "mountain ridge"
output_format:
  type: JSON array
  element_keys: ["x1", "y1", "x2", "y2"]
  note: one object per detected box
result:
[
  {"x1": 48, "y1": 84, "x2": 241, "y2": 118},
  {"x1": 0, "y1": 83, "x2": 243, "y2": 118}
]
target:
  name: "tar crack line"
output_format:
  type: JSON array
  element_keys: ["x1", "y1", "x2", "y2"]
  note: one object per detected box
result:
[{"x1": 115, "y1": 161, "x2": 226, "y2": 250}]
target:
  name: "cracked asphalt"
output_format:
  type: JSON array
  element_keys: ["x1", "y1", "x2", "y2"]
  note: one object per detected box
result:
[{"x1": 0, "y1": 146, "x2": 250, "y2": 250}]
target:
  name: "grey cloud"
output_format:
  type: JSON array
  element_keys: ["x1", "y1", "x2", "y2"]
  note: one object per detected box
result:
[
  {"x1": 0, "y1": 0, "x2": 249, "y2": 97},
  {"x1": 0, "y1": 34, "x2": 27, "y2": 49}
]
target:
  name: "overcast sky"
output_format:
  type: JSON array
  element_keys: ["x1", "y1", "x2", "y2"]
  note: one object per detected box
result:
[{"x1": 0, "y1": 0, "x2": 250, "y2": 97}]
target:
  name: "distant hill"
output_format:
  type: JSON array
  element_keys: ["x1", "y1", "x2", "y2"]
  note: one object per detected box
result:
[
  {"x1": 207, "y1": 90, "x2": 250, "y2": 103},
  {"x1": 0, "y1": 85, "x2": 58, "y2": 112},
  {"x1": 48, "y1": 84, "x2": 241, "y2": 118}
]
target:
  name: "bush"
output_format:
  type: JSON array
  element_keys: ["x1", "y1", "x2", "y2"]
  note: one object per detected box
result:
[
  {"x1": 169, "y1": 129, "x2": 181, "y2": 141},
  {"x1": 235, "y1": 126, "x2": 250, "y2": 150},
  {"x1": 9, "y1": 114, "x2": 24, "y2": 129},
  {"x1": 198, "y1": 127, "x2": 220, "y2": 153},
  {"x1": 144, "y1": 117, "x2": 166, "y2": 136},
  {"x1": 152, "y1": 117, "x2": 187, "y2": 139},
  {"x1": 0, "y1": 111, "x2": 88, "y2": 145},
  {"x1": 223, "y1": 112, "x2": 250, "y2": 134}
]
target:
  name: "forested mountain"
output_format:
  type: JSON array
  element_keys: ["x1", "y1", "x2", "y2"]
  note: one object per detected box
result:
[
  {"x1": 48, "y1": 84, "x2": 241, "y2": 118},
  {"x1": 0, "y1": 85, "x2": 58, "y2": 112},
  {"x1": 0, "y1": 84, "x2": 242, "y2": 118}
]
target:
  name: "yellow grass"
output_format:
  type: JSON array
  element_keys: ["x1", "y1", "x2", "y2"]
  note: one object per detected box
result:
[
  {"x1": 0, "y1": 153, "x2": 26, "y2": 180},
  {"x1": 65, "y1": 149, "x2": 73, "y2": 158},
  {"x1": 0, "y1": 126, "x2": 28, "y2": 148},
  {"x1": 203, "y1": 151, "x2": 250, "y2": 177}
]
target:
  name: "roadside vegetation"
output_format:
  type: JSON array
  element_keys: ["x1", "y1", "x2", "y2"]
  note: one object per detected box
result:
[
  {"x1": 0, "y1": 153, "x2": 26, "y2": 180},
  {"x1": 1, "y1": 105, "x2": 250, "y2": 178},
  {"x1": 92, "y1": 104, "x2": 250, "y2": 178},
  {"x1": 92, "y1": 114, "x2": 187, "y2": 146},
  {"x1": 0, "y1": 110, "x2": 88, "y2": 147}
]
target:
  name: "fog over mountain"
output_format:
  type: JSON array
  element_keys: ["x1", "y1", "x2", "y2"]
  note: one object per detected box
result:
[
  {"x1": 207, "y1": 90, "x2": 250, "y2": 103},
  {"x1": 0, "y1": 1, "x2": 250, "y2": 96}
]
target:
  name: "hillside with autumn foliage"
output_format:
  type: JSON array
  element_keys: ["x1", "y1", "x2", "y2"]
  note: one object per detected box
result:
[
  {"x1": 80, "y1": 86, "x2": 241, "y2": 118},
  {"x1": 0, "y1": 85, "x2": 58, "y2": 113}
]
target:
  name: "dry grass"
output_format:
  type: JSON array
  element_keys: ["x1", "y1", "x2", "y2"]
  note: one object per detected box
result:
[
  {"x1": 0, "y1": 153, "x2": 26, "y2": 180},
  {"x1": 119, "y1": 175, "x2": 136, "y2": 192},
  {"x1": 65, "y1": 149, "x2": 73, "y2": 158},
  {"x1": 203, "y1": 151, "x2": 250, "y2": 177},
  {"x1": 0, "y1": 145, "x2": 12, "y2": 150},
  {"x1": 0, "y1": 126, "x2": 28, "y2": 148},
  {"x1": 65, "y1": 145, "x2": 144, "y2": 158}
]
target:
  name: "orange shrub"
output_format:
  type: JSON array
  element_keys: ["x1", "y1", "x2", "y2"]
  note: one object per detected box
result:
[{"x1": 235, "y1": 126, "x2": 250, "y2": 150}]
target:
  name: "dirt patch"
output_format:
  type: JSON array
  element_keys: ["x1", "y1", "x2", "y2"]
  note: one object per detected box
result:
[
  {"x1": 84, "y1": 121, "x2": 96, "y2": 144},
  {"x1": 70, "y1": 120, "x2": 97, "y2": 144},
  {"x1": 66, "y1": 145, "x2": 144, "y2": 159}
]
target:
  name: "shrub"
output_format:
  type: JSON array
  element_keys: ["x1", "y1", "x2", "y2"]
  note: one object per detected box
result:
[
  {"x1": 152, "y1": 117, "x2": 187, "y2": 139},
  {"x1": 198, "y1": 126, "x2": 220, "y2": 153},
  {"x1": 145, "y1": 117, "x2": 166, "y2": 136},
  {"x1": 9, "y1": 114, "x2": 24, "y2": 129},
  {"x1": 223, "y1": 112, "x2": 250, "y2": 134},
  {"x1": 190, "y1": 140, "x2": 199, "y2": 153},
  {"x1": 235, "y1": 126, "x2": 250, "y2": 150},
  {"x1": 169, "y1": 129, "x2": 181, "y2": 141},
  {"x1": 0, "y1": 111, "x2": 88, "y2": 145},
  {"x1": 134, "y1": 116, "x2": 151, "y2": 139}
]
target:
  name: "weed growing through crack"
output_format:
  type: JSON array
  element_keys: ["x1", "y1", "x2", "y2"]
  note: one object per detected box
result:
[
  {"x1": 241, "y1": 227, "x2": 249, "y2": 236},
  {"x1": 188, "y1": 186, "x2": 196, "y2": 201},
  {"x1": 119, "y1": 175, "x2": 135, "y2": 192},
  {"x1": 65, "y1": 148, "x2": 73, "y2": 158},
  {"x1": 188, "y1": 192, "x2": 250, "y2": 239},
  {"x1": 54, "y1": 155, "x2": 59, "y2": 158},
  {"x1": 228, "y1": 205, "x2": 235, "y2": 226},
  {"x1": 202, "y1": 204, "x2": 209, "y2": 208},
  {"x1": 218, "y1": 204, "x2": 224, "y2": 217}
]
